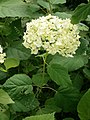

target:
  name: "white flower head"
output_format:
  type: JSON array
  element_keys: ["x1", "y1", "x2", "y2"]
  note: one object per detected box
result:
[
  {"x1": 0, "y1": 45, "x2": 6, "y2": 63},
  {"x1": 23, "y1": 14, "x2": 80, "y2": 57}
]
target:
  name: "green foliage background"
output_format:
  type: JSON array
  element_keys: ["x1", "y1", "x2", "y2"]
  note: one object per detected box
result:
[{"x1": 0, "y1": 0, "x2": 90, "y2": 120}]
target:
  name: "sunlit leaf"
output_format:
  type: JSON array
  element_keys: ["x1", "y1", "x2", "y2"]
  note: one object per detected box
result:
[
  {"x1": 23, "y1": 112, "x2": 55, "y2": 120},
  {"x1": 0, "y1": 112, "x2": 9, "y2": 120},
  {"x1": 0, "y1": 89, "x2": 14, "y2": 105},
  {"x1": 4, "y1": 58, "x2": 20, "y2": 70},
  {"x1": 50, "y1": 0, "x2": 66, "y2": 4}
]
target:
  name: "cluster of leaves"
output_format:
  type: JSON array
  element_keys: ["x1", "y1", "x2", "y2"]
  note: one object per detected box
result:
[{"x1": 0, "y1": 0, "x2": 90, "y2": 120}]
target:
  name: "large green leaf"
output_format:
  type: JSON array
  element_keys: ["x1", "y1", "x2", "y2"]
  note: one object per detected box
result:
[
  {"x1": 6, "y1": 42, "x2": 31, "y2": 60},
  {"x1": 50, "y1": 55, "x2": 88, "y2": 72},
  {"x1": 11, "y1": 94, "x2": 39, "y2": 112},
  {"x1": 77, "y1": 89, "x2": 90, "y2": 120},
  {"x1": 0, "y1": 89, "x2": 14, "y2": 105},
  {"x1": 54, "y1": 87, "x2": 81, "y2": 112},
  {"x1": 23, "y1": 112, "x2": 55, "y2": 120},
  {"x1": 3, "y1": 74, "x2": 33, "y2": 97},
  {"x1": 4, "y1": 58, "x2": 20, "y2": 70},
  {"x1": 71, "y1": 3, "x2": 90, "y2": 24},
  {"x1": 0, "y1": 0, "x2": 40, "y2": 17},
  {"x1": 47, "y1": 63, "x2": 72, "y2": 86}
]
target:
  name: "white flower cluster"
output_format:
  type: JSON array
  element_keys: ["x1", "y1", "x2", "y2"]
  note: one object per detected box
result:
[
  {"x1": 0, "y1": 45, "x2": 6, "y2": 63},
  {"x1": 23, "y1": 14, "x2": 80, "y2": 57}
]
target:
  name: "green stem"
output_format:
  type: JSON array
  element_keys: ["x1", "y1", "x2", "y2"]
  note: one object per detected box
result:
[
  {"x1": 42, "y1": 59, "x2": 45, "y2": 80},
  {"x1": 42, "y1": 86, "x2": 57, "y2": 93},
  {"x1": 35, "y1": 87, "x2": 41, "y2": 98},
  {"x1": 42, "y1": 53, "x2": 48, "y2": 79},
  {"x1": 48, "y1": 0, "x2": 52, "y2": 14}
]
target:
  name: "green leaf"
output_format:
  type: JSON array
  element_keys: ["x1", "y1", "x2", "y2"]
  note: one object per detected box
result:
[
  {"x1": 6, "y1": 42, "x2": 31, "y2": 60},
  {"x1": 50, "y1": 0, "x2": 66, "y2": 4},
  {"x1": 47, "y1": 63, "x2": 72, "y2": 86},
  {"x1": 4, "y1": 58, "x2": 20, "y2": 70},
  {"x1": 54, "y1": 87, "x2": 81, "y2": 112},
  {"x1": 3, "y1": 74, "x2": 33, "y2": 97},
  {"x1": 76, "y1": 38, "x2": 89, "y2": 55},
  {"x1": 78, "y1": 23, "x2": 89, "y2": 31},
  {"x1": 0, "y1": 89, "x2": 14, "y2": 105},
  {"x1": 7, "y1": 18, "x2": 23, "y2": 41},
  {"x1": 0, "y1": 67, "x2": 7, "y2": 72},
  {"x1": 0, "y1": 112, "x2": 9, "y2": 120},
  {"x1": 0, "y1": 0, "x2": 40, "y2": 17},
  {"x1": 22, "y1": 62, "x2": 37, "y2": 74},
  {"x1": 86, "y1": 15, "x2": 90, "y2": 21},
  {"x1": 23, "y1": 112, "x2": 55, "y2": 120},
  {"x1": 37, "y1": 0, "x2": 50, "y2": 10},
  {"x1": 50, "y1": 55, "x2": 88, "y2": 72},
  {"x1": 0, "y1": 22, "x2": 11, "y2": 35},
  {"x1": 71, "y1": 73, "x2": 84, "y2": 90},
  {"x1": 71, "y1": 3, "x2": 90, "y2": 24},
  {"x1": 0, "y1": 71, "x2": 7, "y2": 80},
  {"x1": 38, "y1": 98, "x2": 62, "y2": 114},
  {"x1": 11, "y1": 94, "x2": 39, "y2": 112},
  {"x1": 77, "y1": 89, "x2": 90, "y2": 120},
  {"x1": 83, "y1": 68, "x2": 90, "y2": 80},
  {"x1": 54, "y1": 12, "x2": 71, "y2": 19},
  {"x1": 32, "y1": 73, "x2": 49, "y2": 87}
]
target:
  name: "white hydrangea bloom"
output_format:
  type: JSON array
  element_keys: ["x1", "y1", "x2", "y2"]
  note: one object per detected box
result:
[
  {"x1": 23, "y1": 14, "x2": 80, "y2": 57},
  {"x1": 0, "y1": 45, "x2": 6, "y2": 63}
]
